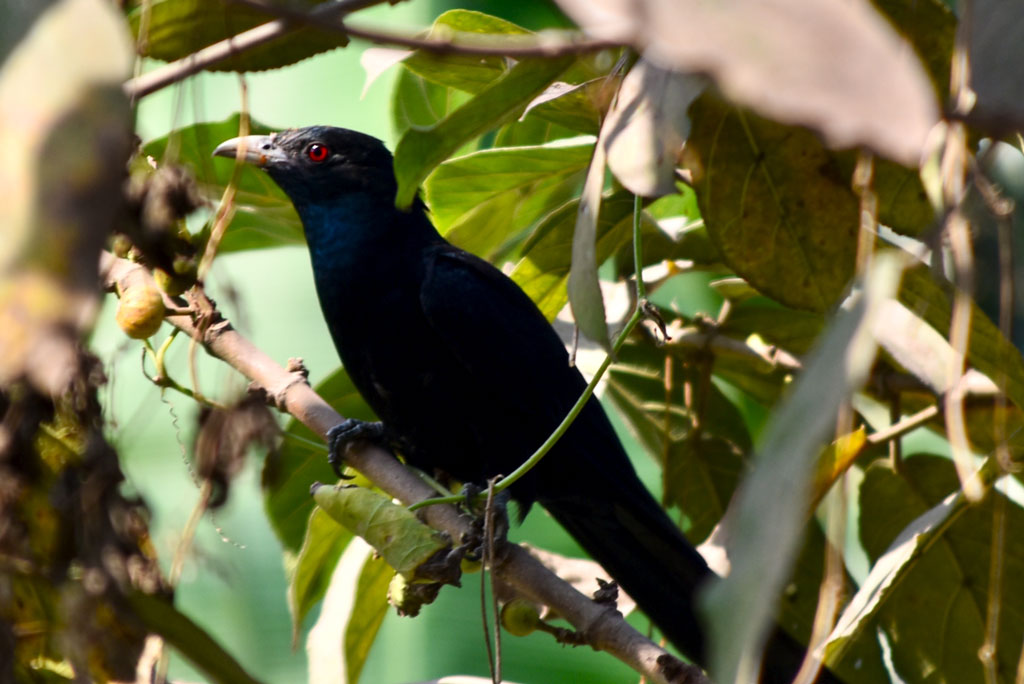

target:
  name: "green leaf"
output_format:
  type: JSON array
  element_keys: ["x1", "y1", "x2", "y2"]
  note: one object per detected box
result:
[
  {"x1": 391, "y1": 67, "x2": 467, "y2": 140},
  {"x1": 344, "y1": 554, "x2": 392, "y2": 684},
  {"x1": 871, "y1": 158, "x2": 935, "y2": 237},
  {"x1": 708, "y1": 277, "x2": 760, "y2": 302},
  {"x1": 263, "y1": 367, "x2": 376, "y2": 552},
  {"x1": 7, "y1": 575, "x2": 61, "y2": 670},
  {"x1": 424, "y1": 139, "x2": 592, "y2": 258},
  {"x1": 605, "y1": 337, "x2": 751, "y2": 542},
  {"x1": 13, "y1": 663, "x2": 74, "y2": 684},
  {"x1": 426, "y1": 139, "x2": 592, "y2": 229},
  {"x1": 932, "y1": 398, "x2": 1024, "y2": 458},
  {"x1": 835, "y1": 153, "x2": 935, "y2": 236},
  {"x1": 127, "y1": 0, "x2": 347, "y2": 71},
  {"x1": 613, "y1": 223, "x2": 720, "y2": 279},
  {"x1": 719, "y1": 300, "x2": 825, "y2": 356},
  {"x1": 144, "y1": 115, "x2": 304, "y2": 252},
  {"x1": 448, "y1": 172, "x2": 583, "y2": 260},
  {"x1": 877, "y1": 265, "x2": 1024, "y2": 466},
  {"x1": 492, "y1": 113, "x2": 582, "y2": 148},
  {"x1": 511, "y1": 192, "x2": 638, "y2": 320},
  {"x1": 519, "y1": 77, "x2": 612, "y2": 135},
  {"x1": 393, "y1": 54, "x2": 575, "y2": 209},
  {"x1": 607, "y1": 337, "x2": 753, "y2": 456},
  {"x1": 664, "y1": 435, "x2": 746, "y2": 543},
  {"x1": 312, "y1": 484, "x2": 449, "y2": 578},
  {"x1": 568, "y1": 129, "x2": 611, "y2": 350},
  {"x1": 402, "y1": 10, "x2": 530, "y2": 93},
  {"x1": 288, "y1": 507, "x2": 354, "y2": 644},
  {"x1": 711, "y1": 361, "x2": 790, "y2": 408},
  {"x1": 646, "y1": 187, "x2": 702, "y2": 221},
  {"x1": 686, "y1": 92, "x2": 859, "y2": 312},
  {"x1": 852, "y1": 456, "x2": 1024, "y2": 684},
  {"x1": 127, "y1": 591, "x2": 265, "y2": 684}
]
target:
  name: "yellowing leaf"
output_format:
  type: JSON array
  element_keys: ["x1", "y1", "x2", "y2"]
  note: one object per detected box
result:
[{"x1": 810, "y1": 427, "x2": 867, "y2": 509}]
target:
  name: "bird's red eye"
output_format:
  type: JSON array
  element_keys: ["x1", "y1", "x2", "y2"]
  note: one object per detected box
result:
[{"x1": 307, "y1": 143, "x2": 329, "y2": 162}]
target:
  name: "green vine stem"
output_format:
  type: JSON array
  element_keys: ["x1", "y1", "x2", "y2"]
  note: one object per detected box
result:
[{"x1": 409, "y1": 194, "x2": 648, "y2": 512}]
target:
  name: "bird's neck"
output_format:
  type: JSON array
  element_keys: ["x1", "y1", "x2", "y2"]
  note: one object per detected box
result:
[
  {"x1": 295, "y1": 192, "x2": 441, "y2": 325},
  {"x1": 297, "y1": 193, "x2": 438, "y2": 271}
]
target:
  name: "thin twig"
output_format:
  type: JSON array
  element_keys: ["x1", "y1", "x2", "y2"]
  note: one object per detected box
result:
[
  {"x1": 141, "y1": 340, "x2": 227, "y2": 410},
  {"x1": 852, "y1": 150, "x2": 877, "y2": 277},
  {"x1": 983, "y1": 488, "x2": 1007, "y2": 684},
  {"x1": 866, "y1": 404, "x2": 941, "y2": 447},
  {"x1": 974, "y1": 122, "x2": 1015, "y2": 684},
  {"x1": 888, "y1": 391, "x2": 903, "y2": 471},
  {"x1": 198, "y1": 78, "x2": 249, "y2": 280},
  {"x1": 797, "y1": 148, "x2": 877, "y2": 679},
  {"x1": 480, "y1": 500, "x2": 495, "y2": 684},
  {"x1": 483, "y1": 478, "x2": 503, "y2": 684},
  {"x1": 124, "y1": 0, "x2": 390, "y2": 99},
  {"x1": 233, "y1": 0, "x2": 618, "y2": 56},
  {"x1": 944, "y1": 7, "x2": 979, "y2": 499},
  {"x1": 633, "y1": 194, "x2": 646, "y2": 300}
]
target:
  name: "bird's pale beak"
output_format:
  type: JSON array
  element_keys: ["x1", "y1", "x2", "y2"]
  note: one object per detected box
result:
[{"x1": 212, "y1": 134, "x2": 287, "y2": 167}]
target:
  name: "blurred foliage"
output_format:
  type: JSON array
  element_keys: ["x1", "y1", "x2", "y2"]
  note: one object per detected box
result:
[
  {"x1": 125, "y1": 0, "x2": 348, "y2": 71},
  {"x1": 6, "y1": 0, "x2": 1024, "y2": 683}
]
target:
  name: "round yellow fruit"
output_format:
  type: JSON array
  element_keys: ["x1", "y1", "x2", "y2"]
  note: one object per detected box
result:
[{"x1": 116, "y1": 281, "x2": 165, "y2": 339}]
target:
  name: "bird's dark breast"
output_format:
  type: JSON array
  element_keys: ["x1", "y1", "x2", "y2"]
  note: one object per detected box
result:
[
  {"x1": 343, "y1": 304, "x2": 545, "y2": 489},
  {"x1": 312, "y1": 259, "x2": 534, "y2": 490}
]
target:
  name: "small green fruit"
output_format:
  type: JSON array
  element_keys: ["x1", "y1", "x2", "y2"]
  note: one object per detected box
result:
[
  {"x1": 153, "y1": 267, "x2": 189, "y2": 297},
  {"x1": 500, "y1": 598, "x2": 540, "y2": 636},
  {"x1": 460, "y1": 556, "x2": 482, "y2": 574}
]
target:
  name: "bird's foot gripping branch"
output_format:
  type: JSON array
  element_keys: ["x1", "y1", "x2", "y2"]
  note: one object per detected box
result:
[{"x1": 326, "y1": 417, "x2": 410, "y2": 478}]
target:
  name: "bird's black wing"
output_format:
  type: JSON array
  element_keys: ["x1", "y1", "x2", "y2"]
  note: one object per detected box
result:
[
  {"x1": 418, "y1": 243, "x2": 645, "y2": 487},
  {"x1": 419, "y1": 245, "x2": 579, "y2": 406},
  {"x1": 417, "y1": 243, "x2": 715, "y2": 651}
]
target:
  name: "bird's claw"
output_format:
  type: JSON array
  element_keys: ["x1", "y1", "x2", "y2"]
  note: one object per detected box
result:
[
  {"x1": 459, "y1": 482, "x2": 485, "y2": 514},
  {"x1": 459, "y1": 484, "x2": 510, "y2": 557},
  {"x1": 326, "y1": 419, "x2": 388, "y2": 479}
]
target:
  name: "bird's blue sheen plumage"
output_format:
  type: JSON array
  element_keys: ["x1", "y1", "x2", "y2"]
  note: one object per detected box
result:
[{"x1": 217, "y1": 125, "x2": 843, "y2": 684}]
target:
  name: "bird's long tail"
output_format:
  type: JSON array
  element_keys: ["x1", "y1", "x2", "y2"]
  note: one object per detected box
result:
[{"x1": 540, "y1": 479, "x2": 839, "y2": 683}]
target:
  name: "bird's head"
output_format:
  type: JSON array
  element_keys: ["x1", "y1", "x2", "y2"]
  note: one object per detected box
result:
[{"x1": 213, "y1": 126, "x2": 397, "y2": 209}]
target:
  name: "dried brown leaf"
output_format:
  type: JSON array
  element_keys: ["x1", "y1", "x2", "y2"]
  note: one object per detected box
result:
[
  {"x1": 603, "y1": 59, "x2": 705, "y2": 197},
  {"x1": 555, "y1": 0, "x2": 940, "y2": 166}
]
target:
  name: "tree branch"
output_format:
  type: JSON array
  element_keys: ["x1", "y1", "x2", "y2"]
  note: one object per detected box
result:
[
  {"x1": 123, "y1": 0, "x2": 618, "y2": 100},
  {"x1": 229, "y1": 0, "x2": 618, "y2": 56},
  {"x1": 866, "y1": 404, "x2": 942, "y2": 446},
  {"x1": 124, "y1": 0, "x2": 389, "y2": 99},
  {"x1": 99, "y1": 251, "x2": 704, "y2": 684}
]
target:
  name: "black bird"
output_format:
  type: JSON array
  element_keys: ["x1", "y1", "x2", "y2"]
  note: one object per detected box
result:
[{"x1": 214, "y1": 126, "x2": 839, "y2": 683}]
